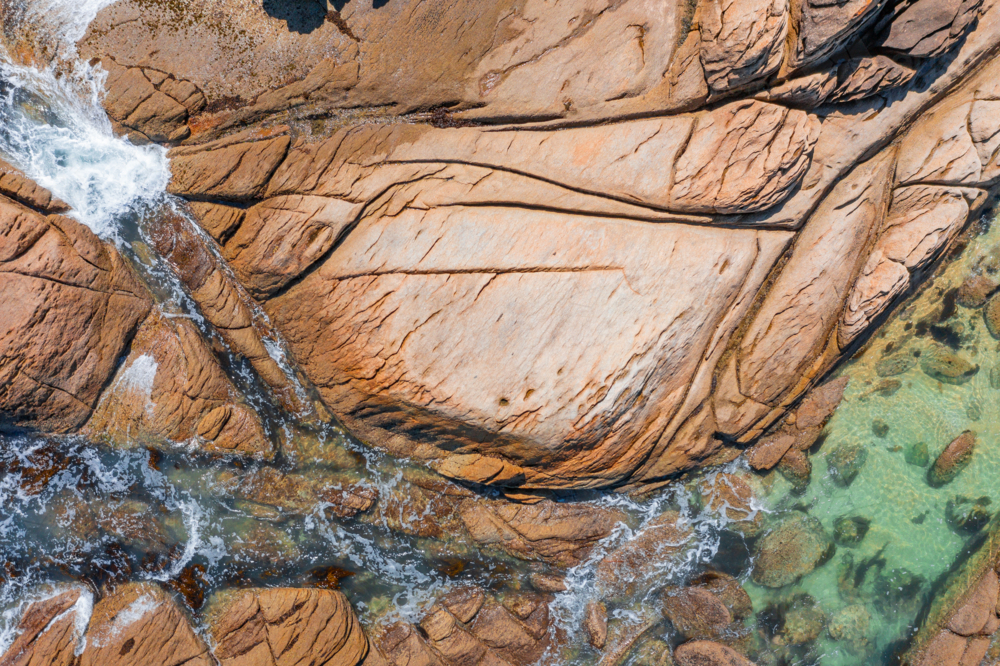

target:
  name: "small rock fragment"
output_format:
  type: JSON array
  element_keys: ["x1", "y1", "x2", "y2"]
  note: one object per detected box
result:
[{"x1": 583, "y1": 601, "x2": 607, "y2": 649}]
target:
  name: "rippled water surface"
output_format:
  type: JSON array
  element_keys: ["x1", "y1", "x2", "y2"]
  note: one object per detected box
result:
[{"x1": 1, "y1": 2, "x2": 1000, "y2": 665}]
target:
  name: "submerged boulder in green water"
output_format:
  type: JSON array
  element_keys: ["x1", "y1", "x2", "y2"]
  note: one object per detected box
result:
[
  {"x1": 777, "y1": 449, "x2": 811, "y2": 493},
  {"x1": 945, "y1": 496, "x2": 992, "y2": 535},
  {"x1": 920, "y1": 345, "x2": 979, "y2": 384},
  {"x1": 752, "y1": 514, "x2": 834, "y2": 588},
  {"x1": 928, "y1": 430, "x2": 977, "y2": 487},
  {"x1": 985, "y1": 292, "x2": 1000, "y2": 338},
  {"x1": 875, "y1": 354, "x2": 916, "y2": 377},
  {"x1": 957, "y1": 274, "x2": 999, "y2": 308},
  {"x1": 828, "y1": 604, "x2": 872, "y2": 653},
  {"x1": 826, "y1": 442, "x2": 868, "y2": 487},
  {"x1": 905, "y1": 442, "x2": 930, "y2": 467},
  {"x1": 834, "y1": 516, "x2": 870, "y2": 547},
  {"x1": 872, "y1": 419, "x2": 889, "y2": 438}
]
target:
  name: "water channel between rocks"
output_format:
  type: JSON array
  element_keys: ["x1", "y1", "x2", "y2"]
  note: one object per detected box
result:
[{"x1": 2, "y1": 4, "x2": 1000, "y2": 666}]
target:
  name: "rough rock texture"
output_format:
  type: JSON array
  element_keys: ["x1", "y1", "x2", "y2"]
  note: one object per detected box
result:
[
  {"x1": 84, "y1": 310, "x2": 273, "y2": 459},
  {"x1": 0, "y1": 196, "x2": 151, "y2": 433},
  {"x1": 675, "y1": 640, "x2": 757, "y2": 666},
  {"x1": 752, "y1": 514, "x2": 834, "y2": 588},
  {"x1": 0, "y1": 588, "x2": 85, "y2": 666},
  {"x1": 929, "y1": 431, "x2": 978, "y2": 487},
  {"x1": 459, "y1": 499, "x2": 624, "y2": 567},
  {"x1": 78, "y1": 583, "x2": 212, "y2": 666},
  {"x1": 51, "y1": 0, "x2": 1000, "y2": 490},
  {"x1": 205, "y1": 588, "x2": 368, "y2": 666},
  {"x1": 0, "y1": 0, "x2": 978, "y2": 495},
  {"x1": 369, "y1": 587, "x2": 552, "y2": 666}
]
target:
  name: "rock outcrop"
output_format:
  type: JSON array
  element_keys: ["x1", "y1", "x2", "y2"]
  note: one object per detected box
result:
[
  {"x1": 205, "y1": 588, "x2": 368, "y2": 666},
  {"x1": 0, "y1": 192, "x2": 150, "y2": 433},
  {"x1": 0, "y1": 0, "x2": 973, "y2": 492},
  {"x1": 0, "y1": 584, "x2": 369, "y2": 666}
]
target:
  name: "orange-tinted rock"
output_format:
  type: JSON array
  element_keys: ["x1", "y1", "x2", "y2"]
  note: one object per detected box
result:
[
  {"x1": 662, "y1": 587, "x2": 733, "y2": 640},
  {"x1": 459, "y1": 499, "x2": 623, "y2": 568},
  {"x1": 0, "y1": 588, "x2": 85, "y2": 666},
  {"x1": 949, "y1": 570, "x2": 1000, "y2": 636},
  {"x1": 84, "y1": 310, "x2": 273, "y2": 459},
  {"x1": 674, "y1": 640, "x2": 757, "y2": 666},
  {"x1": 221, "y1": 466, "x2": 377, "y2": 518},
  {"x1": 0, "y1": 201, "x2": 151, "y2": 432},
  {"x1": 583, "y1": 601, "x2": 607, "y2": 649},
  {"x1": 595, "y1": 511, "x2": 694, "y2": 598},
  {"x1": 0, "y1": 159, "x2": 69, "y2": 214},
  {"x1": 206, "y1": 588, "x2": 368, "y2": 666},
  {"x1": 929, "y1": 431, "x2": 978, "y2": 487},
  {"x1": 910, "y1": 630, "x2": 969, "y2": 666},
  {"x1": 78, "y1": 583, "x2": 212, "y2": 666}
]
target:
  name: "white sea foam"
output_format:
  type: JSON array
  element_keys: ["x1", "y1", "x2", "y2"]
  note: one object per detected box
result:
[
  {"x1": 114, "y1": 354, "x2": 158, "y2": 416},
  {"x1": 0, "y1": 0, "x2": 170, "y2": 240}
]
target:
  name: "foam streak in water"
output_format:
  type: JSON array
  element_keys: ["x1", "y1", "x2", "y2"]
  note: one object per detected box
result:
[{"x1": 0, "y1": 52, "x2": 170, "y2": 238}]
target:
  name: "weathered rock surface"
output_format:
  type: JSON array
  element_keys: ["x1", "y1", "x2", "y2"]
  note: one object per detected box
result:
[
  {"x1": 459, "y1": 499, "x2": 623, "y2": 567},
  {"x1": 0, "y1": 196, "x2": 150, "y2": 433},
  {"x1": 674, "y1": 640, "x2": 757, "y2": 666},
  {"x1": 205, "y1": 588, "x2": 368, "y2": 666},
  {"x1": 929, "y1": 431, "x2": 978, "y2": 487},
  {"x1": 752, "y1": 514, "x2": 834, "y2": 588},
  {"x1": 84, "y1": 310, "x2": 273, "y2": 459},
  {"x1": 0, "y1": 0, "x2": 993, "y2": 496},
  {"x1": 0, "y1": 587, "x2": 86, "y2": 666},
  {"x1": 79, "y1": 583, "x2": 212, "y2": 666}
]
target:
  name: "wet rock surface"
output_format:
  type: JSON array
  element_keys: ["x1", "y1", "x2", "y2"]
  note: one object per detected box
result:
[{"x1": 752, "y1": 514, "x2": 834, "y2": 589}]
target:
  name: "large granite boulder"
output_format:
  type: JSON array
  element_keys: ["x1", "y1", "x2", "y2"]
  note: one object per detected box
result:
[{"x1": 1, "y1": 0, "x2": 997, "y2": 492}]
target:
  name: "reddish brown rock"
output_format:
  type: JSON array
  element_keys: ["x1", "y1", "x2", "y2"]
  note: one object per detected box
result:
[
  {"x1": 595, "y1": 511, "x2": 694, "y2": 598},
  {"x1": 584, "y1": 601, "x2": 608, "y2": 650},
  {"x1": 662, "y1": 587, "x2": 733, "y2": 640},
  {"x1": 674, "y1": 640, "x2": 756, "y2": 666},
  {"x1": 206, "y1": 588, "x2": 368, "y2": 666},
  {"x1": 910, "y1": 630, "x2": 969, "y2": 666},
  {"x1": 459, "y1": 499, "x2": 623, "y2": 568},
  {"x1": 0, "y1": 588, "x2": 85, "y2": 666},
  {"x1": 0, "y1": 159, "x2": 69, "y2": 214},
  {"x1": 0, "y1": 200, "x2": 151, "y2": 432},
  {"x1": 221, "y1": 466, "x2": 377, "y2": 518},
  {"x1": 79, "y1": 583, "x2": 212, "y2": 666},
  {"x1": 84, "y1": 310, "x2": 273, "y2": 459},
  {"x1": 958, "y1": 274, "x2": 999, "y2": 307},
  {"x1": 929, "y1": 431, "x2": 978, "y2": 487},
  {"x1": 948, "y1": 570, "x2": 1000, "y2": 636},
  {"x1": 879, "y1": 0, "x2": 984, "y2": 58},
  {"x1": 700, "y1": 473, "x2": 764, "y2": 535}
]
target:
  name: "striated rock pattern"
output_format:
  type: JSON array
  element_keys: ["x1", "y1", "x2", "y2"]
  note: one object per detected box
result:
[
  {"x1": 0, "y1": 585, "x2": 369, "y2": 666},
  {"x1": 205, "y1": 588, "x2": 368, "y2": 666},
  {"x1": 28, "y1": 0, "x2": 991, "y2": 492},
  {"x1": 1, "y1": 0, "x2": 998, "y2": 491}
]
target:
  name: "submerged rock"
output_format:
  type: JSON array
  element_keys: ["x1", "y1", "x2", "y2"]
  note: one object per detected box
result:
[
  {"x1": 871, "y1": 419, "x2": 890, "y2": 438},
  {"x1": 700, "y1": 473, "x2": 764, "y2": 536},
  {"x1": 752, "y1": 514, "x2": 834, "y2": 588},
  {"x1": 873, "y1": 568, "x2": 926, "y2": 618},
  {"x1": 920, "y1": 345, "x2": 979, "y2": 384},
  {"x1": 777, "y1": 449, "x2": 812, "y2": 494},
  {"x1": 662, "y1": 587, "x2": 733, "y2": 641},
  {"x1": 876, "y1": 354, "x2": 916, "y2": 377},
  {"x1": 674, "y1": 640, "x2": 756, "y2": 666},
  {"x1": 990, "y1": 366, "x2": 1000, "y2": 389},
  {"x1": 928, "y1": 431, "x2": 977, "y2": 487},
  {"x1": 834, "y1": 516, "x2": 871, "y2": 547},
  {"x1": 763, "y1": 594, "x2": 826, "y2": 646},
  {"x1": 905, "y1": 441, "x2": 930, "y2": 467},
  {"x1": 957, "y1": 274, "x2": 998, "y2": 307},
  {"x1": 945, "y1": 496, "x2": 992, "y2": 535},
  {"x1": 826, "y1": 442, "x2": 868, "y2": 487},
  {"x1": 828, "y1": 604, "x2": 872, "y2": 653},
  {"x1": 986, "y1": 292, "x2": 1000, "y2": 338}
]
